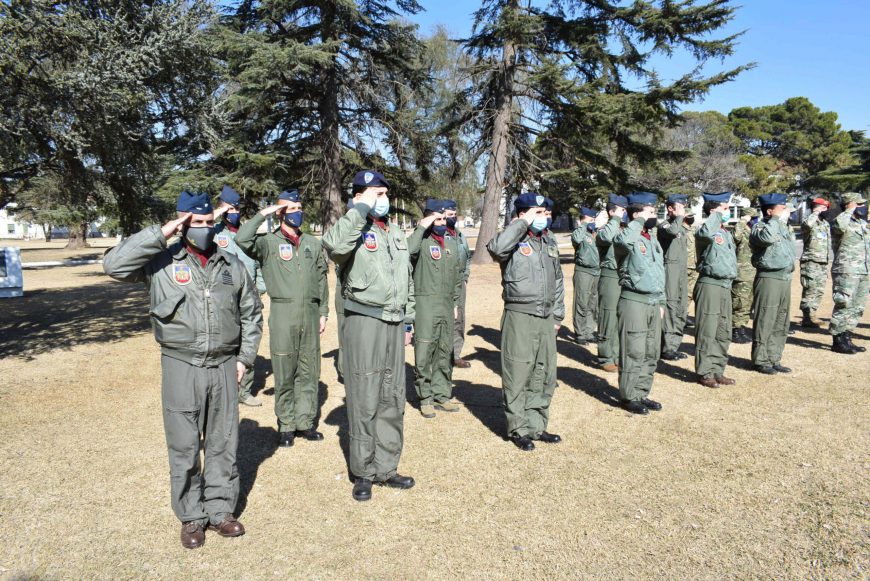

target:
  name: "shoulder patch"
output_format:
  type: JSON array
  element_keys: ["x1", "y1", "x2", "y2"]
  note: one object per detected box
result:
[
  {"x1": 429, "y1": 245, "x2": 442, "y2": 260},
  {"x1": 363, "y1": 231, "x2": 378, "y2": 251},
  {"x1": 216, "y1": 235, "x2": 230, "y2": 249},
  {"x1": 518, "y1": 241, "x2": 533, "y2": 256},
  {"x1": 279, "y1": 244, "x2": 294, "y2": 261},
  {"x1": 173, "y1": 264, "x2": 192, "y2": 286},
  {"x1": 638, "y1": 241, "x2": 647, "y2": 255},
  {"x1": 714, "y1": 233, "x2": 725, "y2": 245}
]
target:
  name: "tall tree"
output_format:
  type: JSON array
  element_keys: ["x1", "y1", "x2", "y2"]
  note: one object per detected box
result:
[
  {"x1": 463, "y1": 0, "x2": 748, "y2": 263},
  {"x1": 805, "y1": 130, "x2": 870, "y2": 193}
]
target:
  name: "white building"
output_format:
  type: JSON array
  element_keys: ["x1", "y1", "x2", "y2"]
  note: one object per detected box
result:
[{"x1": 0, "y1": 207, "x2": 46, "y2": 240}]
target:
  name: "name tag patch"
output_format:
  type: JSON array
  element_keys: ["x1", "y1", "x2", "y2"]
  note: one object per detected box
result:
[
  {"x1": 279, "y1": 244, "x2": 294, "y2": 261},
  {"x1": 173, "y1": 264, "x2": 192, "y2": 286}
]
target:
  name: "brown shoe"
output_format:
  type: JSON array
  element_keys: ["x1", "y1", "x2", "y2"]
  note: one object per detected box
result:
[
  {"x1": 454, "y1": 358, "x2": 471, "y2": 368},
  {"x1": 208, "y1": 516, "x2": 245, "y2": 538},
  {"x1": 601, "y1": 363, "x2": 618, "y2": 373},
  {"x1": 181, "y1": 522, "x2": 205, "y2": 549},
  {"x1": 715, "y1": 375, "x2": 736, "y2": 386},
  {"x1": 698, "y1": 377, "x2": 719, "y2": 388},
  {"x1": 434, "y1": 400, "x2": 460, "y2": 412}
]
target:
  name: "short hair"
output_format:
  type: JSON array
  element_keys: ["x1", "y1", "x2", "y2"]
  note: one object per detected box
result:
[
  {"x1": 351, "y1": 184, "x2": 367, "y2": 196},
  {"x1": 627, "y1": 204, "x2": 646, "y2": 220}
]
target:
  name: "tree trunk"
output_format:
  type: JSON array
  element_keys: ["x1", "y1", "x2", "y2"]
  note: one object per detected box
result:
[
  {"x1": 65, "y1": 222, "x2": 89, "y2": 249},
  {"x1": 318, "y1": 7, "x2": 344, "y2": 232},
  {"x1": 44, "y1": 224, "x2": 52, "y2": 242},
  {"x1": 471, "y1": 2, "x2": 517, "y2": 265}
]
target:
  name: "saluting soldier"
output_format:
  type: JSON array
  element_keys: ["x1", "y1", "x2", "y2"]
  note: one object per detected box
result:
[
  {"x1": 235, "y1": 189, "x2": 329, "y2": 447},
  {"x1": 614, "y1": 193, "x2": 665, "y2": 415},
  {"x1": 749, "y1": 193, "x2": 796, "y2": 375},
  {"x1": 104, "y1": 191, "x2": 263, "y2": 549},
  {"x1": 322, "y1": 170, "x2": 416, "y2": 502},
  {"x1": 658, "y1": 194, "x2": 690, "y2": 360},
  {"x1": 829, "y1": 192, "x2": 869, "y2": 354},
  {"x1": 409, "y1": 199, "x2": 463, "y2": 418},
  {"x1": 799, "y1": 197, "x2": 832, "y2": 328},
  {"x1": 570, "y1": 208, "x2": 600, "y2": 344},
  {"x1": 596, "y1": 194, "x2": 628, "y2": 372},
  {"x1": 730, "y1": 208, "x2": 756, "y2": 344},
  {"x1": 443, "y1": 199, "x2": 473, "y2": 368},
  {"x1": 214, "y1": 185, "x2": 267, "y2": 406},
  {"x1": 487, "y1": 193, "x2": 565, "y2": 451},
  {"x1": 694, "y1": 192, "x2": 738, "y2": 388}
]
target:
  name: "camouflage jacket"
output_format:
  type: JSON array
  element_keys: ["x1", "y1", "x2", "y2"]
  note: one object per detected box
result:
[
  {"x1": 732, "y1": 221, "x2": 754, "y2": 283},
  {"x1": 800, "y1": 212, "x2": 832, "y2": 264},
  {"x1": 832, "y1": 209, "x2": 869, "y2": 275}
]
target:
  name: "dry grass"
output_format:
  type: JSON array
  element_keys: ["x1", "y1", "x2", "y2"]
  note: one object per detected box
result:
[{"x1": 0, "y1": 252, "x2": 868, "y2": 579}]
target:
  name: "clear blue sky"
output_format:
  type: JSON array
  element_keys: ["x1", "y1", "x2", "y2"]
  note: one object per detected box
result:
[{"x1": 410, "y1": 0, "x2": 870, "y2": 132}]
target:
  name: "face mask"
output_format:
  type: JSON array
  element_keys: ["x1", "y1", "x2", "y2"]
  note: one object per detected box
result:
[
  {"x1": 683, "y1": 216, "x2": 695, "y2": 226},
  {"x1": 225, "y1": 213, "x2": 241, "y2": 227},
  {"x1": 545, "y1": 217, "x2": 553, "y2": 230},
  {"x1": 370, "y1": 196, "x2": 390, "y2": 218},
  {"x1": 283, "y1": 211, "x2": 304, "y2": 228},
  {"x1": 530, "y1": 216, "x2": 548, "y2": 233},
  {"x1": 748, "y1": 217, "x2": 759, "y2": 228},
  {"x1": 586, "y1": 222, "x2": 596, "y2": 233},
  {"x1": 185, "y1": 225, "x2": 215, "y2": 251},
  {"x1": 855, "y1": 206, "x2": 868, "y2": 220},
  {"x1": 432, "y1": 224, "x2": 447, "y2": 236},
  {"x1": 446, "y1": 217, "x2": 457, "y2": 229},
  {"x1": 644, "y1": 217, "x2": 657, "y2": 230}
]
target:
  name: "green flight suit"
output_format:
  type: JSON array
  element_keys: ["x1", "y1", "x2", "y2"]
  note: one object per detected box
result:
[
  {"x1": 694, "y1": 213, "x2": 737, "y2": 379},
  {"x1": 408, "y1": 227, "x2": 463, "y2": 405},
  {"x1": 799, "y1": 212, "x2": 832, "y2": 313},
  {"x1": 447, "y1": 228, "x2": 472, "y2": 360},
  {"x1": 334, "y1": 264, "x2": 345, "y2": 379},
  {"x1": 658, "y1": 216, "x2": 688, "y2": 353},
  {"x1": 235, "y1": 214, "x2": 329, "y2": 434},
  {"x1": 571, "y1": 225, "x2": 600, "y2": 340},
  {"x1": 596, "y1": 216, "x2": 623, "y2": 366},
  {"x1": 731, "y1": 220, "x2": 754, "y2": 329},
  {"x1": 322, "y1": 205, "x2": 415, "y2": 482},
  {"x1": 103, "y1": 226, "x2": 263, "y2": 526},
  {"x1": 749, "y1": 217, "x2": 796, "y2": 368},
  {"x1": 830, "y1": 208, "x2": 870, "y2": 336},
  {"x1": 614, "y1": 219, "x2": 666, "y2": 402},
  {"x1": 487, "y1": 221, "x2": 565, "y2": 438},
  {"x1": 215, "y1": 223, "x2": 267, "y2": 402}
]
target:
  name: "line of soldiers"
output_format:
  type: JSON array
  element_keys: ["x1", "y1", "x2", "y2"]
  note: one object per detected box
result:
[{"x1": 104, "y1": 176, "x2": 868, "y2": 548}]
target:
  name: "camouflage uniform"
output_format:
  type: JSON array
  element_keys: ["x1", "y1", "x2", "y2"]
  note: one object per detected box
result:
[
  {"x1": 799, "y1": 212, "x2": 832, "y2": 318},
  {"x1": 731, "y1": 217, "x2": 754, "y2": 331},
  {"x1": 686, "y1": 222, "x2": 698, "y2": 304},
  {"x1": 830, "y1": 204, "x2": 869, "y2": 339}
]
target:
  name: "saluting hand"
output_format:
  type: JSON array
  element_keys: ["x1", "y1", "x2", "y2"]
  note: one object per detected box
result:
[
  {"x1": 419, "y1": 212, "x2": 443, "y2": 229},
  {"x1": 161, "y1": 213, "x2": 192, "y2": 240},
  {"x1": 259, "y1": 204, "x2": 285, "y2": 217},
  {"x1": 213, "y1": 205, "x2": 230, "y2": 219},
  {"x1": 358, "y1": 189, "x2": 379, "y2": 209}
]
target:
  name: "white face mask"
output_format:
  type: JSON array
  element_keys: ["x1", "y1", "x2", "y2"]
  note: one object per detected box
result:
[{"x1": 370, "y1": 196, "x2": 390, "y2": 218}]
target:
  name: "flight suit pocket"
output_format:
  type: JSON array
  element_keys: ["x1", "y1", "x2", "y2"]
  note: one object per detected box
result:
[{"x1": 150, "y1": 289, "x2": 185, "y2": 320}]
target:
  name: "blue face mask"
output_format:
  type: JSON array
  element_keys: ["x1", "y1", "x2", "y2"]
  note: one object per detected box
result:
[
  {"x1": 586, "y1": 222, "x2": 596, "y2": 233},
  {"x1": 370, "y1": 196, "x2": 390, "y2": 218},
  {"x1": 225, "y1": 213, "x2": 241, "y2": 227},
  {"x1": 446, "y1": 217, "x2": 457, "y2": 229},
  {"x1": 283, "y1": 211, "x2": 304, "y2": 228},
  {"x1": 545, "y1": 217, "x2": 552, "y2": 230},
  {"x1": 432, "y1": 224, "x2": 447, "y2": 236},
  {"x1": 855, "y1": 206, "x2": 868, "y2": 220},
  {"x1": 530, "y1": 216, "x2": 548, "y2": 233}
]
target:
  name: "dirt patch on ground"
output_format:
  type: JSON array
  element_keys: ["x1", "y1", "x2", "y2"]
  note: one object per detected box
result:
[{"x1": 0, "y1": 257, "x2": 867, "y2": 579}]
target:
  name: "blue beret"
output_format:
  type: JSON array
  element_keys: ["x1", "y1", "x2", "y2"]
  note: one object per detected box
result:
[
  {"x1": 353, "y1": 170, "x2": 390, "y2": 189},
  {"x1": 424, "y1": 198, "x2": 445, "y2": 213},
  {"x1": 666, "y1": 194, "x2": 688, "y2": 205},
  {"x1": 580, "y1": 207, "x2": 597, "y2": 218},
  {"x1": 515, "y1": 192, "x2": 547, "y2": 210},
  {"x1": 219, "y1": 185, "x2": 241, "y2": 208},
  {"x1": 758, "y1": 193, "x2": 788, "y2": 206},
  {"x1": 442, "y1": 199, "x2": 457, "y2": 210},
  {"x1": 278, "y1": 189, "x2": 301, "y2": 202},
  {"x1": 702, "y1": 191, "x2": 732, "y2": 204},
  {"x1": 177, "y1": 191, "x2": 213, "y2": 215},
  {"x1": 627, "y1": 192, "x2": 658, "y2": 206},
  {"x1": 608, "y1": 194, "x2": 628, "y2": 208}
]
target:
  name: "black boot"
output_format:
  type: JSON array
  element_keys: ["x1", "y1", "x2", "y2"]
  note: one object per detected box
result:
[
  {"x1": 801, "y1": 308, "x2": 820, "y2": 328},
  {"x1": 832, "y1": 333, "x2": 854, "y2": 354},
  {"x1": 845, "y1": 331, "x2": 866, "y2": 353}
]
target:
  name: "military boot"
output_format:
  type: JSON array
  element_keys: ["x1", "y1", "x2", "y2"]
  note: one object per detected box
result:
[
  {"x1": 832, "y1": 333, "x2": 855, "y2": 354},
  {"x1": 800, "y1": 308, "x2": 820, "y2": 328},
  {"x1": 845, "y1": 332, "x2": 866, "y2": 353}
]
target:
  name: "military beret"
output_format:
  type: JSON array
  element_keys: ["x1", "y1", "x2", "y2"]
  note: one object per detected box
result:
[
  {"x1": 580, "y1": 207, "x2": 597, "y2": 218},
  {"x1": 666, "y1": 194, "x2": 689, "y2": 205},
  {"x1": 758, "y1": 193, "x2": 788, "y2": 206},
  {"x1": 627, "y1": 192, "x2": 657, "y2": 206},
  {"x1": 515, "y1": 192, "x2": 547, "y2": 210},
  {"x1": 278, "y1": 189, "x2": 301, "y2": 202},
  {"x1": 608, "y1": 194, "x2": 628, "y2": 208},
  {"x1": 741, "y1": 207, "x2": 758, "y2": 218},
  {"x1": 842, "y1": 192, "x2": 866, "y2": 205},
  {"x1": 542, "y1": 197, "x2": 554, "y2": 211},
  {"x1": 353, "y1": 170, "x2": 390, "y2": 189},
  {"x1": 810, "y1": 197, "x2": 830, "y2": 208},
  {"x1": 442, "y1": 199, "x2": 457, "y2": 210},
  {"x1": 424, "y1": 198, "x2": 445, "y2": 213},
  {"x1": 219, "y1": 185, "x2": 241, "y2": 208},
  {"x1": 702, "y1": 192, "x2": 732, "y2": 204},
  {"x1": 177, "y1": 191, "x2": 213, "y2": 215}
]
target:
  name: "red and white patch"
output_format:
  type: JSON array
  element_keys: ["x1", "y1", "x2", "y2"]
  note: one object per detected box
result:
[
  {"x1": 429, "y1": 245, "x2": 442, "y2": 260},
  {"x1": 638, "y1": 241, "x2": 647, "y2": 255},
  {"x1": 279, "y1": 244, "x2": 294, "y2": 261},
  {"x1": 714, "y1": 233, "x2": 725, "y2": 245},
  {"x1": 216, "y1": 235, "x2": 230, "y2": 249},
  {"x1": 363, "y1": 232, "x2": 378, "y2": 251},
  {"x1": 173, "y1": 264, "x2": 192, "y2": 286},
  {"x1": 518, "y1": 242, "x2": 533, "y2": 256}
]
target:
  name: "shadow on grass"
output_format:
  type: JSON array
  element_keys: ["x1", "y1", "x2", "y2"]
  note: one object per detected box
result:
[
  {"x1": 323, "y1": 398, "x2": 351, "y2": 480},
  {"x1": 0, "y1": 283, "x2": 150, "y2": 360},
  {"x1": 453, "y1": 379, "x2": 507, "y2": 439},
  {"x1": 556, "y1": 339, "x2": 622, "y2": 407},
  {"x1": 235, "y1": 418, "x2": 278, "y2": 518}
]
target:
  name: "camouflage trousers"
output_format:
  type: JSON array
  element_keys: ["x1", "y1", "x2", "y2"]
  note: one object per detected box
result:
[
  {"x1": 830, "y1": 274, "x2": 869, "y2": 335},
  {"x1": 799, "y1": 261, "x2": 829, "y2": 312},
  {"x1": 731, "y1": 279, "x2": 753, "y2": 329}
]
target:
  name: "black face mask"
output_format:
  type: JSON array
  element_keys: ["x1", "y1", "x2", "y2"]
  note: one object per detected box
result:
[
  {"x1": 185, "y1": 226, "x2": 216, "y2": 251},
  {"x1": 855, "y1": 206, "x2": 868, "y2": 220},
  {"x1": 446, "y1": 217, "x2": 457, "y2": 229},
  {"x1": 683, "y1": 216, "x2": 695, "y2": 226},
  {"x1": 644, "y1": 217, "x2": 658, "y2": 230}
]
